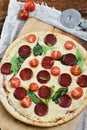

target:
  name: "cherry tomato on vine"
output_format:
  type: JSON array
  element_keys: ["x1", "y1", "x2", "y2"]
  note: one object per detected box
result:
[
  {"x1": 24, "y1": 1, "x2": 35, "y2": 12},
  {"x1": 18, "y1": 9, "x2": 29, "y2": 20}
]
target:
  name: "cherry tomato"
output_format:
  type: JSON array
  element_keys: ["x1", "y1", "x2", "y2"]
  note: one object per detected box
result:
[
  {"x1": 18, "y1": 9, "x2": 28, "y2": 20},
  {"x1": 20, "y1": 96, "x2": 32, "y2": 108},
  {"x1": 64, "y1": 41, "x2": 75, "y2": 50},
  {"x1": 51, "y1": 50, "x2": 61, "y2": 60},
  {"x1": 51, "y1": 66, "x2": 60, "y2": 76},
  {"x1": 71, "y1": 87, "x2": 83, "y2": 99},
  {"x1": 70, "y1": 66, "x2": 82, "y2": 76},
  {"x1": 24, "y1": 1, "x2": 35, "y2": 12},
  {"x1": 29, "y1": 82, "x2": 39, "y2": 92},
  {"x1": 10, "y1": 77, "x2": 21, "y2": 88},
  {"x1": 29, "y1": 58, "x2": 39, "y2": 68},
  {"x1": 26, "y1": 34, "x2": 36, "y2": 43}
]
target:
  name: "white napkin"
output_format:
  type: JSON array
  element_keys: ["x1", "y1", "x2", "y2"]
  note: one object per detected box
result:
[
  {"x1": 0, "y1": 0, "x2": 87, "y2": 58},
  {"x1": 0, "y1": 0, "x2": 25, "y2": 57},
  {"x1": 0, "y1": 1, "x2": 87, "y2": 129}
]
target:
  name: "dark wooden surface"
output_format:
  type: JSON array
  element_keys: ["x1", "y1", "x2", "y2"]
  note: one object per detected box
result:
[
  {"x1": 0, "y1": 2, "x2": 87, "y2": 129},
  {"x1": 0, "y1": 0, "x2": 87, "y2": 28},
  {"x1": 0, "y1": 28, "x2": 2, "y2": 35},
  {"x1": 0, "y1": 0, "x2": 9, "y2": 27}
]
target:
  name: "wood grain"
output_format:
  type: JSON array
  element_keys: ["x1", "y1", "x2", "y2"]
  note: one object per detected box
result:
[
  {"x1": 0, "y1": 0, "x2": 9, "y2": 27},
  {"x1": 0, "y1": 0, "x2": 87, "y2": 27}
]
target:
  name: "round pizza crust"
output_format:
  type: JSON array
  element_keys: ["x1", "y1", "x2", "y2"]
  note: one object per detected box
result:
[{"x1": 0, "y1": 31, "x2": 87, "y2": 127}]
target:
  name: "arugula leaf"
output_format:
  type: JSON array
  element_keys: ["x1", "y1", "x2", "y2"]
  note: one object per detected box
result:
[
  {"x1": 17, "y1": 56, "x2": 26, "y2": 68},
  {"x1": 41, "y1": 45, "x2": 55, "y2": 55},
  {"x1": 27, "y1": 89, "x2": 42, "y2": 104},
  {"x1": 33, "y1": 43, "x2": 43, "y2": 56},
  {"x1": 76, "y1": 49, "x2": 85, "y2": 72},
  {"x1": 52, "y1": 87, "x2": 68, "y2": 104},
  {"x1": 45, "y1": 85, "x2": 55, "y2": 105},
  {"x1": 11, "y1": 55, "x2": 19, "y2": 75},
  {"x1": 11, "y1": 55, "x2": 25, "y2": 75},
  {"x1": 33, "y1": 42, "x2": 56, "y2": 56}
]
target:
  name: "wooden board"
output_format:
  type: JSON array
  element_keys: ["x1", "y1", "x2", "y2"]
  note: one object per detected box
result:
[{"x1": 0, "y1": 18, "x2": 85, "y2": 130}]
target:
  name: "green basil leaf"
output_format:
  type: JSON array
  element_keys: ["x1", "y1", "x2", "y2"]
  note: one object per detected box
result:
[
  {"x1": 11, "y1": 55, "x2": 25, "y2": 75},
  {"x1": 33, "y1": 43, "x2": 55, "y2": 56},
  {"x1": 27, "y1": 89, "x2": 42, "y2": 104},
  {"x1": 76, "y1": 49, "x2": 85, "y2": 72},
  {"x1": 33, "y1": 43, "x2": 43, "y2": 56},
  {"x1": 52, "y1": 87, "x2": 68, "y2": 104},
  {"x1": 11, "y1": 55, "x2": 19, "y2": 75}
]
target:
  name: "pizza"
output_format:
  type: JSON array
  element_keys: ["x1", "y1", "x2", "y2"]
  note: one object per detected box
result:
[{"x1": 0, "y1": 31, "x2": 87, "y2": 127}]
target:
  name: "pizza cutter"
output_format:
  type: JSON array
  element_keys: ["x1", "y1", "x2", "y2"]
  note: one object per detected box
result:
[
  {"x1": 60, "y1": 9, "x2": 82, "y2": 28},
  {"x1": 79, "y1": 20, "x2": 87, "y2": 29}
]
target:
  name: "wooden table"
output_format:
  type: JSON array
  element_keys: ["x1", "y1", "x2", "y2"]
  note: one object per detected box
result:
[{"x1": 0, "y1": 1, "x2": 87, "y2": 130}]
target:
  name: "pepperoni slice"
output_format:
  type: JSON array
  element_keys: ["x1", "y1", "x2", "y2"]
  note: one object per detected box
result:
[
  {"x1": 34, "y1": 103, "x2": 48, "y2": 116},
  {"x1": 38, "y1": 86, "x2": 51, "y2": 99},
  {"x1": 20, "y1": 68, "x2": 33, "y2": 81},
  {"x1": 37, "y1": 70, "x2": 50, "y2": 84},
  {"x1": 58, "y1": 73, "x2": 72, "y2": 87},
  {"x1": 1, "y1": 62, "x2": 12, "y2": 75},
  {"x1": 41, "y1": 56, "x2": 54, "y2": 69},
  {"x1": 14, "y1": 87, "x2": 27, "y2": 100},
  {"x1": 58, "y1": 95, "x2": 72, "y2": 108},
  {"x1": 44, "y1": 34, "x2": 57, "y2": 46},
  {"x1": 18, "y1": 45, "x2": 31, "y2": 58},
  {"x1": 77, "y1": 75, "x2": 87, "y2": 88},
  {"x1": 61, "y1": 53, "x2": 77, "y2": 66}
]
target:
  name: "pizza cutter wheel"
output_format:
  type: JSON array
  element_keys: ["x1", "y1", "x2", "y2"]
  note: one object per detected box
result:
[{"x1": 60, "y1": 9, "x2": 82, "y2": 28}]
